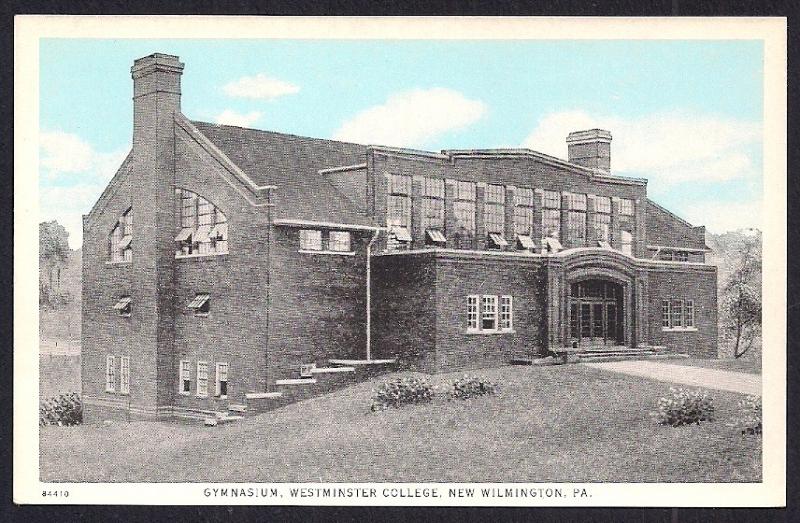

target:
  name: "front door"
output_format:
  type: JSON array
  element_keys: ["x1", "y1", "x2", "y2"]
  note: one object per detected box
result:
[{"x1": 568, "y1": 280, "x2": 623, "y2": 346}]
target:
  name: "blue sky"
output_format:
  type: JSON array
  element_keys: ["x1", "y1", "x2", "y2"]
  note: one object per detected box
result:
[{"x1": 39, "y1": 39, "x2": 764, "y2": 248}]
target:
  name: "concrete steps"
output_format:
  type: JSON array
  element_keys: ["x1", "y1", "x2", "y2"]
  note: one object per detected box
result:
[{"x1": 510, "y1": 346, "x2": 688, "y2": 365}]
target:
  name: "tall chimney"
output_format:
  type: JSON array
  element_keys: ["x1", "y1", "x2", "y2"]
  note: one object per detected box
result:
[
  {"x1": 129, "y1": 53, "x2": 184, "y2": 412},
  {"x1": 567, "y1": 129, "x2": 612, "y2": 172}
]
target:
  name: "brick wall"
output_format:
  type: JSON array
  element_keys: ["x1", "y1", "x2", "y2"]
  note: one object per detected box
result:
[
  {"x1": 646, "y1": 265, "x2": 718, "y2": 357},
  {"x1": 646, "y1": 199, "x2": 707, "y2": 250}
]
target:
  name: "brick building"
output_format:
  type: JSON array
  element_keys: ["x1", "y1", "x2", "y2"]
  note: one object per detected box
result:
[{"x1": 82, "y1": 53, "x2": 716, "y2": 421}]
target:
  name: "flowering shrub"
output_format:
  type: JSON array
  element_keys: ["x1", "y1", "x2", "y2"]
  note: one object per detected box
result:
[
  {"x1": 652, "y1": 387, "x2": 714, "y2": 427},
  {"x1": 451, "y1": 375, "x2": 498, "y2": 400},
  {"x1": 731, "y1": 395, "x2": 762, "y2": 435},
  {"x1": 39, "y1": 392, "x2": 83, "y2": 426},
  {"x1": 371, "y1": 376, "x2": 433, "y2": 411}
]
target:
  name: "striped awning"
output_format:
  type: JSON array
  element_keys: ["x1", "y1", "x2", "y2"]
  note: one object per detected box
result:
[
  {"x1": 112, "y1": 296, "x2": 132, "y2": 310},
  {"x1": 187, "y1": 293, "x2": 210, "y2": 309}
]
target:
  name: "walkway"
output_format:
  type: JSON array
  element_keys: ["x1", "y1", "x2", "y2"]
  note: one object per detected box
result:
[{"x1": 583, "y1": 360, "x2": 761, "y2": 395}]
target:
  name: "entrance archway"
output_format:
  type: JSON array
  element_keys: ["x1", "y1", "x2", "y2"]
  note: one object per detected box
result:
[{"x1": 568, "y1": 279, "x2": 624, "y2": 347}]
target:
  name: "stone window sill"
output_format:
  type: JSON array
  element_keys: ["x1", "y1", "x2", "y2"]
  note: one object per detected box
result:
[
  {"x1": 465, "y1": 329, "x2": 516, "y2": 335},
  {"x1": 661, "y1": 327, "x2": 698, "y2": 332},
  {"x1": 105, "y1": 260, "x2": 131, "y2": 266},
  {"x1": 298, "y1": 249, "x2": 356, "y2": 256},
  {"x1": 175, "y1": 252, "x2": 228, "y2": 260}
]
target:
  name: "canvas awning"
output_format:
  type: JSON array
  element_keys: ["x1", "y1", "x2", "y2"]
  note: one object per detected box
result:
[
  {"x1": 516, "y1": 234, "x2": 536, "y2": 250},
  {"x1": 391, "y1": 226, "x2": 412, "y2": 242},
  {"x1": 488, "y1": 233, "x2": 509, "y2": 247},
  {"x1": 174, "y1": 227, "x2": 194, "y2": 242},
  {"x1": 194, "y1": 224, "x2": 213, "y2": 243},
  {"x1": 117, "y1": 235, "x2": 132, "y2": 249},
  {"x1": 544, "y1": 237, "x2": 563, "y2": 252},
  {"x1": 426, "y1": 229, "x2": 447, "y2": 245},
  {"x1": 598, "y1": 240, "x2": 612, "y2": 249},
  {"x1": 187, "y1": 293, "x2": 210, "y2": 309},
  {"x1": 112, "y1": 296, "x2": 132, "y2": 310}
]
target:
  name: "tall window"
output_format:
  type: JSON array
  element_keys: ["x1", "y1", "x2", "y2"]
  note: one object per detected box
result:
[
  {"x1": 216, "y1": 362, "x2": 229, "y2": 397},
  {"x1": 593, "y1": 196, "x2": 611, "y2": 244},
  {"x1": 484, "y1": 184, "x2": 505, "y2": 235},
  {"x1": 453, "y1": 180, "x2": 476, "y2": 249},
  {"x1": 110, "y1": 208, "x2": 133, "y2": 262},
  {"x1": 567, "y1": 193, "x2": 587, "y2": 246},
  {"x1": 119, "y1": 356, "x2": 130, "y2": 394},
  {"x1": 105, "y1": 355, "x2": 116, "y2": 392},
  {"x1": 499, "y1": 295, "x2": 513, "y2": 330},
  {"x1": 467, "y1": 295, "x2": 479, "y2": 330},
  {"x1": 661, "y1": 299, "x2": 696, "y2": 330},
  {"x1": 542, "y1": 190, "x2": 561, "y2": 240},
  {"x1": 621, "y1": 230, "x2": 633, "y2": 256},
  {"x1": 179, "y1": 360, "x2": 191, "y2": 394},
  {"x1": 420, "y1": 177, "x2": 445, "y2": 233},
  {"x1": 387, "y1": 174, "x2": 412, "y2": 250},
  {"x1": 197, "y1": 361, "x2": 209, "y2": 397},
  {"x1": 514, "y1": 187, "x2": 535, "y2": 237},
  {"x1": 175, "y1": 189, "x2": 228, "y2": 257},
  {"x1": 481, "y1": 295, "x2": 498, "y2": 330}
]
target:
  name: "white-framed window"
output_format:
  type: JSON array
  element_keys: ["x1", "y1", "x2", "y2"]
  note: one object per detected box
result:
[
  {"x1": 119, "y1": 356, "x2": 130, "y2": 394},
  {"x1": 483, "y1": 184, "x2": 506, "y2": 235},
  {"x1": 467, "y1": 295, "x2": 479, "y2": 330},
  {"x1": 421, "y1": 177, "x2": 445, "y2": 233},
  {"x1": 105, "y1": 355, "x2": 116, "y2": 392},
  {"x1": 481, "y1": 295, "x2": 498, "y2": 331},
  {"x1": 328, "y1": 231, "x2": 351, "y2": 252},
  {"x1": 499, "y1": 295, "x2": 513, "y2": 330},
  {"x1": 175, "y1": 189, "x2": 228, "y2": 257},
  {"x1": 109, "y1": 208, "x2": 133, "y2": 262},
  {"x1": 197, "y1": 361, "x2": 209, "y2": 397},
  {"x1": 662, "y1": 298, "x2": 697, "y2": 331},
  {"x1": 514, "y1": 187, "x2": 535, "y2": 238},
  {"x1": 216, "y1": 362, "x2": 229, "y2": 397},
  {"x1": 300, "y1": 229, "x2": 323, "y2": 251},
  {"x1": 620, "y1": 230, "x2": 633, "y2": 256},
  {"x1": 618, "y1": 198, "x2": 635, "y2": 216},
  {"x1": 179, "y1": 360, "x2": 192, "y2": 395}
]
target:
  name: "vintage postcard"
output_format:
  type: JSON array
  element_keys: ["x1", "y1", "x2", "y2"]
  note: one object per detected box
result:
[{"x1": 14, "y1": 16, "x2": 786, "y2": 506}]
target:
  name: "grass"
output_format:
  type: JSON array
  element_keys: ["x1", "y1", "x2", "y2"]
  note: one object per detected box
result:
[
  {"x1": 39, "y1": 353, "x2": 81, "y2": 400},
  {"x1": 661, "y1": 357, "x2": 762, "y2": 375},
  {"x1": 39, "y1": 365, "x2": 761, "y2": 483}
]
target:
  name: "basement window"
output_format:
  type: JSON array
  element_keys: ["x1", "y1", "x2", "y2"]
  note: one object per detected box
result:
[
  {"x1": 113, "y1": 296, "x2": 132, "y2": 317},
  {"x1": 188, "y1": 293, "x2": 210, "y2": 316}
]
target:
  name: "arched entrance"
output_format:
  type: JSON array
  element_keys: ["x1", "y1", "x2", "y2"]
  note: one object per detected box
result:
[{"x1": 568, "y1": 279, "x2": 624, "y2": 347}]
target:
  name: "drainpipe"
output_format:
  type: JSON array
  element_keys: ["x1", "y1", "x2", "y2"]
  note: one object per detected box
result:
[{"x1": 365, "y1": 228, "x2": 381, "y2": 361}]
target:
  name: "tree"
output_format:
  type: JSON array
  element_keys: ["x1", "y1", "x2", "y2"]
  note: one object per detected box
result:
[
  {"x1": 39, "y1": 221, "x2": 71, "y2": 307},
  {"x1": 721, "y1": 233, "x2": 762, "y2": 358}
]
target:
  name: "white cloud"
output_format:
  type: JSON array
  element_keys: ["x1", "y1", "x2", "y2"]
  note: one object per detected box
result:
[
  {"x1": 679, "y1": 199, "x2": 763, "y2": 234},
  {"x1": 521, "y1": 110, "x2": 761, "y2": 185},
  {"x1": 39, "y1": 130, "x2": 129, "y2": 248},
  {"x1": 222, "y1": 73, "x2": 300, "y2": 100},
  {"x1": 214, "y1": 109, "x2": 263, "y2": 127},
  {"x1": 332, "y1": 88, "x2": 487, "y2": 148}
]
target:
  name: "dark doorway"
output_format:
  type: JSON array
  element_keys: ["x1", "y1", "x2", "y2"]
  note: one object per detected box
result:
[{"x1": 568, "y1": 280, "x2": 624, "y2": 346}]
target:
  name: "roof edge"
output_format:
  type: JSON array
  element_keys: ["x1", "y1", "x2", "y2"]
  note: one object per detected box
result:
[{"x1": 272, "y1": 218, "x2": 383, "y2": 231}]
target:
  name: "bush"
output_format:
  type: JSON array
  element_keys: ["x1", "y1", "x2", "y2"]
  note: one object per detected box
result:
[
  {"x1": 371, "y1": 376, "x2": 433, "y2": 411},
  {"x1": 731, "y1": 395, "x2": 762, "y2": 435},
  {"x1": 451, "y1": 375, "x2": 498, "y2": 400},
  {"x1": 39, "y1": 392, "x2": 83, "y2": 426},
  {"x1": 652, "y1": 387, "x2": 714, "y2": 427}
]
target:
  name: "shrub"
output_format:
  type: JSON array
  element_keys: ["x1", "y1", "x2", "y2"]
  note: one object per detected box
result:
[
  {"x1": 652, "y1": 387, "x2": 714, "y2": 427},
  {"x1": 39, "y1": 392, "x2": 83, "y2": 426},
  {"x1": 451, "y1": 375, "x2": 498, "y2": 400},
  {"x1": 731, "y1": 395, "x2": 762, "y2": 435},
  {"x1": 371, "y1": 376, "x2": 434, "y2": 411}
]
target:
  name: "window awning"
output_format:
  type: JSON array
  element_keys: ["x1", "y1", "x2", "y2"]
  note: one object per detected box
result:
[
  {"x1": 187, "y1": 293, "x2": 210, "y2": 309},
  {"x1": 488, "y1": 233, "x2": 509, "y2": 247},
  {"x1": 194, "y1": 225, "x2": 212, "y2": 243},
  {"x1": 544, "y1": 237, "x2": 563, "y2": 252},
  {"x1": 598, "y1": 240, "x2": 612, "y2": 249},
  {"x1": 210, "y1": 222, "x2": 228, "y2": 240},
  {"x1": 391, "y1": 226, "x2": 412, "y2": 242},
  {"x1": 516, "y1": 234, "x2": 536, "y2": 250},
  {"x1": 112, "y1": 296, "x2": 131, "y2": 310},
  {"x1": 426, "y1": 229, "x2": 447, "y2": 244},
  {"x1": 118, "y1": 235, "x2": 132, "y2": 249},
  {"x1": 175, "y1": 227, "x2": 194, "y2": 242}
]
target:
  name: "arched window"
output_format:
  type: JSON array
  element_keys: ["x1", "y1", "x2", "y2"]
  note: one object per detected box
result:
[
  {"x1": 174, "y1": 189, "x2": 228, "y2": 257},
  {"x1": 110, "y1": 208, "x2": 133, "y2": 262}
]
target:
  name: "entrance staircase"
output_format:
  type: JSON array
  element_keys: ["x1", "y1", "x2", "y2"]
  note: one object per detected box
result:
[
  {"x1": 202, "y1": 359, "x2": 396, "y2": 425},
  {"x1": 575, "y1": 345, "x2": 688, "y2": 363}
]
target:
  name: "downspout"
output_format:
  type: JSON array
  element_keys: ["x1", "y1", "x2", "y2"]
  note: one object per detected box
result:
[{"x1": 365, "y1": 228, "x2": 381, "y2": 361}]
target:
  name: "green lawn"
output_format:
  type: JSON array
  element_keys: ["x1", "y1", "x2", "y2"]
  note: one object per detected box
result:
[
  {"x1": 661, "y1": 357, "x2": 762, "y2": 375},
  {"x1": 40, "y1": 365, "x2": 761, "y2": 483}
]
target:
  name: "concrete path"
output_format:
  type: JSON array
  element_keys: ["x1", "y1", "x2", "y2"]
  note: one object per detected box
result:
[{"x1": 583, "y1": 360, "x2": 761, "y2": 395}]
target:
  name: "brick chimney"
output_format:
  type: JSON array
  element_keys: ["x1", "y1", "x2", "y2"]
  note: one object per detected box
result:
[
  {"x1": 567, "y1": 129, "x2": 612, "y2": 172},
  {"x1": 129, "y1": 53, "x2": 184, "y2": 410}
]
